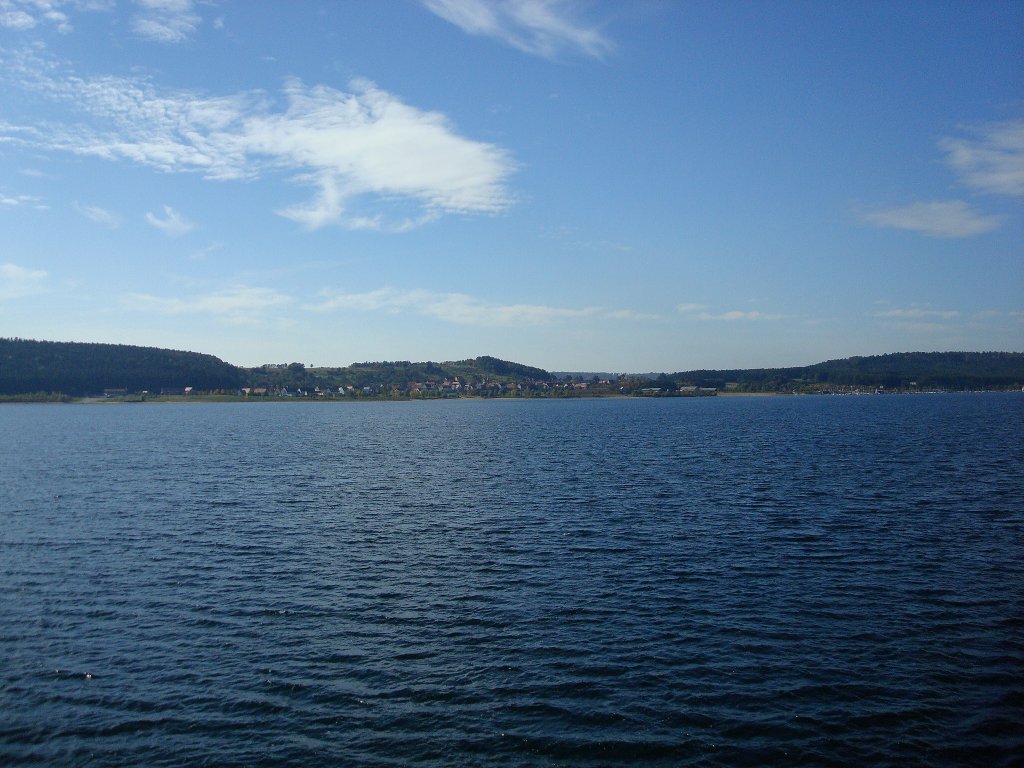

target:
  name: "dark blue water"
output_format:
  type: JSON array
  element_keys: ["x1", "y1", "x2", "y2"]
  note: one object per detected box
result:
[{"x1": 2, "y1": 395, "x2": 1022, "y2": 766}]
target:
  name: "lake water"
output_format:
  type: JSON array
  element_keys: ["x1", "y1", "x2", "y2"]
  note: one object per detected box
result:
[{"x1": 1, "y1": 395, "x2": 1022, "y2": 766}]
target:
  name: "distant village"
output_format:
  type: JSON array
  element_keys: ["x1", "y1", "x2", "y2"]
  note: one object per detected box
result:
[
  {"x1": 4, "y1": 340, "x2": 1021, "y2": 401},
  {"x1": 101, "y1": 376, "x2": 723, "y2": 400},
  {"x1": 104, "y1": 378, "x2": 997, "y2": 400},
  {"x1": 235, "y1": 375, "x2": 719, "y2": 399}
]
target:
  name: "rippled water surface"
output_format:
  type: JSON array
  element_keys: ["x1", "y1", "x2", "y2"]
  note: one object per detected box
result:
[{"x1": 2, "y1": 395, "x2": 1022, "y2": 766}]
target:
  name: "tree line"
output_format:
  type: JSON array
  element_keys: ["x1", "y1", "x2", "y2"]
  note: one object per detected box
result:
[
  {"x1": 665, "y1": 352, "x2": 1024, "y2": 392},
  {"x1": 0, "y1": 338, "x2": 241, "y2": 396},
  {"x1": 1, "y1": 339, "x2": 1021, "y2": 398}
]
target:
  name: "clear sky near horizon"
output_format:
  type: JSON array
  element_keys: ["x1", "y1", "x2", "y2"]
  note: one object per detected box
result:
[{"x1": 1, "y1": 0, "x2": 1021, "y2": 372}]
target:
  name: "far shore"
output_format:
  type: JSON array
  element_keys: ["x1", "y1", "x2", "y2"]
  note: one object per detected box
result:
[{"x1": 6, "y1": 390, "x2": 1015, "y2": 405}]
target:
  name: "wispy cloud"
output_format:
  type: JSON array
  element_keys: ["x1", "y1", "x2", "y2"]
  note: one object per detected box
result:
[
  {"x1": 606, "y1": 309, "x2": 662, "y2": 321},
  {"x1": 0, "y1": 7, "x2": 37, "y2": 30},
  {"x1": 872, "y1": 306, "x2": 963, "y2": 333},
  {"x1": 884, "y1": 321, "x2": 950, "y2": 333},
  {"x1": 3, "y1": 53, "x2": 515, "y2": 230},
  {"x1": 940, "y1": 119, "x2": 1024, "y2": 197},
  {"x1": 861, "y1": 200, "x2": 1002, "y2": 238},
  {"x1": 124, "y1": 286, "x2": 293, "y2": 325},
  {"x1": 308, "y1": 286, "x2": 625, "y2": 326},
  {"x1": 873, "y1": 308, "x2": 960, "y2": 319},
  {"x1": 678, "y1": 303, "x2": 786, "y2": 321},
  {"x1": 696, "y1": 310, "x2": 788, "y2": 321},
  {"x1": 862, "y1": 119, "x2": 1023, "y2": 240},
  {"x1": 188, "y1": 241, "x2": 222, "y2": 261},
  {"x1": 0, "y1": 191, "x2": 44, "y2": 208},
  {"x1": 132, "y1": 0, "x2": 201, "y2": 43},
  {"x1": 145, "y1": 205, "x2": 194, "y2": 236},
  {"x1": 425, "y1": 293, "x2": 600, "y2": 325},
  {"x1": 74, "y1": 201, "x2": 120, "y2": 227},
  {"x1": 422, "y1": 0, "x2": 613, "y2": 59},
  {"x1": 0, "y1": 262, "x2": 47, "y2": 300},
  {"x1": 0, "y1": 0, "x2": 74, "y2": 33}
]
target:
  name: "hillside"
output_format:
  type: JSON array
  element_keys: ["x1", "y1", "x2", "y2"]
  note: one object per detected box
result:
[
  {"x1": 243, "y1": 356, "x2": 553, "y2": 393},
  {"x1": 666, "y1": 352, "x2": 1024, "y2": 392},
  {"x1": 1, "y1": 339, "x2": 1021, "y2": 397},
  {"x1": 0, "y1": 338, "x2": 242, "y2": 396}
]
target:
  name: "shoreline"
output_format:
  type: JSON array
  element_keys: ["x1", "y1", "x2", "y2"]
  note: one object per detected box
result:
[{"x1": 3, "y1": 390, "x2": 1019, "y2": 405}]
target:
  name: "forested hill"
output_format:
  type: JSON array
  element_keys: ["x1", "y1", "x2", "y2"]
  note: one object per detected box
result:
[
  {"x1": 1, "y1": 340, "x2": 1021, "y2": 397},
  {"x1": 668, "y1": 352, "x2": 1024, "y2": 391},
  {"x1": 0, "y1": 338, "x2": 241, "y2": 396},
  {"x1": 244, "y1": 356, "x2": 553, "y2": 392}
]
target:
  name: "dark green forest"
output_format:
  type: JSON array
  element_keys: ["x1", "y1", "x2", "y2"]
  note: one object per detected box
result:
[
  {"x1": 0, "y1": 339, "x2": 553, "y2": 397},
  {"x1": 0, "y1": 338, "x2": 242, "y2": 396},
  {"x1": 1, "y1": 338, "x2": 1021, "y2": 398},
  {"x1": 667, "y1": 352, "x2": 1024, "y2": 392},
  {"x1": 244, "y1": 356, "x2": 552, "y2": 393}
]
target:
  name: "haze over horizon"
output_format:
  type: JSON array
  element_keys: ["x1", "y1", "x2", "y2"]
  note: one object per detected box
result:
[{"x1": 1, "y1": 1, "x2": 1022, "y2": 371}]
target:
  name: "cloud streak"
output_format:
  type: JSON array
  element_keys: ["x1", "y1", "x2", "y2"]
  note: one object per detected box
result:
[
  {"x1": 871, "y1": 306, "x2": 965, "y2": 334},
  {"x1": 423, "y1": 0, "x2": 613, "y2": 59},
  {"x1": 307, "y1": 286, "x2": 645, "y2": 326},
  {"x1": 0, "y1": 0, "x2": 74, "y2": 33},
  {"x1": 0, "y1": 262, "x2": 48, "y2": 300},
  {"x1": 145, "y1": 205, "x2": 193, "y2": 236},
  {"x1": 941, "y1": 119, "x2": 1024, "y2": 197},
  {"x1": 874, "y1": 308, "x2": 959, "y2": 319},
  {"x1": 863, "y1": 120, "x2": 1022, "y2": 240},
  {"x1": 696, "y1": 310, "x2": 788, "y2": 321},
  {"x1": 861, "y1": 200, "x2": 1002, "y2": 238},
  {"x1": 74, "y1": 201, "x2": 120, "y2": 227},
  {"x1": 132, "y1": 0, "x2": 200, "y2": 43},
  {"x1": 678, "y1": 303, "x2": 787, "y2": 321},
  {"x1": 124, "y1": 286, "x2": 293, "y2": 325},
  {"x1": 0, "y1": 191, "x2": 44, "y2": 208},
  {"x1": 2, "y1": 53, "x2": 515, "y2": 230}
]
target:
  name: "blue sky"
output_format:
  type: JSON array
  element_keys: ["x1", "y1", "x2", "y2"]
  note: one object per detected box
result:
[{"x1": 1, "y1": 0, "x2": 1021, "y2": 371}]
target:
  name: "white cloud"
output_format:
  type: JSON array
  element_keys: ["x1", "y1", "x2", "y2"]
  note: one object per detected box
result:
[
  {"x1": 124, "y1": 286, "x2": 293, "y2": 325},
  {"x1": 0, "y1": 0, "x2": 110, "y2": 34},
  {"x1": 0, "y1": 8, "x2": 36, "y2": 29},
  {"x1": 940, "y1": 119, "x2": 1024, "y2": 196},
  {"x1": 132, "y1": 0, "x2": 200, "y2": 43},
  {"x1": 3, "y1": 56, "x2": 515, "y2": 230},
  {"x1": 145, "y1": 204, "x2": 194, "y2": 236},
  {"x1": 425, "y1": 293, "x2": 599, "y2": 325},
  {"x1": 872, "y1": 306, "x2": 963, "y2": 333},
  {"x1": 886, "y1": 321, "x2": 949, "y2": 333},
  {"x1": 74, "y1": 201, "x2": 120, "y2": 227},
  {"x1": 0, "y1": 191, "x2": 43, "y2": 207},
  {"x1": 308, "y1": 286, "x2": 610, "y2": 326},
  {"x1": 678, "y1": 303, "x2": 788, "y2": 321},
  {"x1": 188, "y1": 241, "x2": 222, "y2": 261},
  {"x1": 606, "y1": 309, "x2": 662, "y2": 321},
  {"x1": 257, "y1": 79, "x2": 513, "y2": 228},
  {"x1": 0, "y1": 262, "x2": 47, "y2": 300},
  {"x1": 423, "y1": 0, "x2": 613, "y2": 59},
  {"x1": 874, "y1": 308, "x2": 959, "y2": 319},
  {"x1": 695, "y1": 310, "x2": 788, "y2": 321},
  {"x1": 861, "y1": 200, "x2": 1002, "y2": 238}
]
